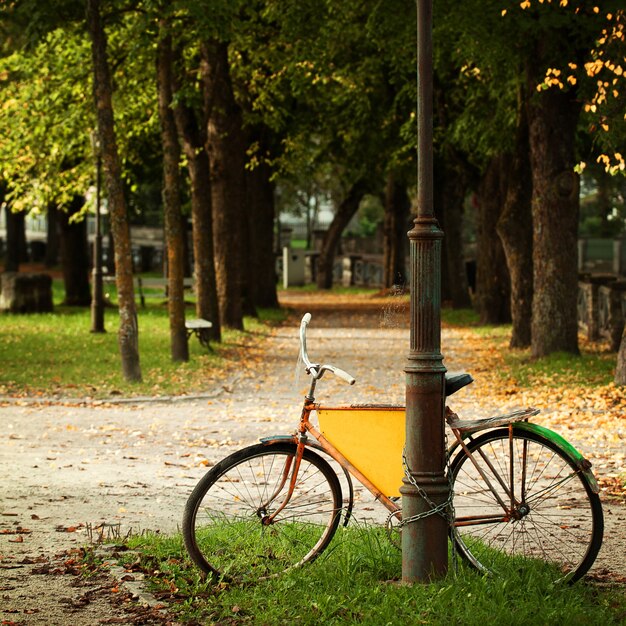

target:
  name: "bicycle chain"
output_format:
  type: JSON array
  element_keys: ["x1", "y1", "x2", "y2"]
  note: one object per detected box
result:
[{"x1": 385, "y1": 434, "x2": 458, "y2": 572}]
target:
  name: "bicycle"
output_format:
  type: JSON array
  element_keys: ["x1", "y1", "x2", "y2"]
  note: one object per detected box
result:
[{"x1": 183, "y1": 313, "x2": 604, "y2": 584}]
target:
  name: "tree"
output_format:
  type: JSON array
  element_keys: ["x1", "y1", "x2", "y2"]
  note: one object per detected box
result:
[
  {"x1": 245, "y1": 126, "x2": 279, "y2": 308},
  {"x1": 234, "y1": 1, "x2": 415, "y2": 290},
  {"x1": 511, "y1": 1, "x2": 625, "y2": 363},
  {"x1": 57, "y1": 195, "x2": 91, "y2": 305},
  {"x1": 171, "y1": 47, "x2": 222, "y2": 342},
  {"x1": 200, "y1": 40, "x2": 247, "y2": 330},
  {"x1": 87, "y1": 0, "x2": 141, "y2": 381},
  {"x1": 382, "y1": 172, "x2": 411, "y2": 290},
  {"x1": 526, "y1": 76, "x2": 580, "y2": 356},
  {"x1": 474, "y1": 155, "x2": 511, "y2": 324},
  {"x1": 434, "y1": 151, "x2": 473, "y2": 309},
  {"x1": 0, "y1": 22, "x2": 93, "y2": 285},
  {"x1": 316, "y1": 178, "x2": 371, "y2": 289},
  {"x1": 434, "y1": 0, "x2": 625, "y2": 357},
  {"x1": 2, "y1": 202, "x2": 27, "y2": 273},
  {"x1": 496, "y1": 93, "x2": 533, "y2": 348},
  {"x1": 157, "y1": 25, "x2": 189, "y2": 362}
]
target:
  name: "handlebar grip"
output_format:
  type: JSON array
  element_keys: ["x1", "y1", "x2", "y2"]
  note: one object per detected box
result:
[
  {"x1": 300, "y1": 313, "x2": 313, "y2": 368},
  {"x1": 328, "y1": 365, "x2": 356, "y2": 386}
]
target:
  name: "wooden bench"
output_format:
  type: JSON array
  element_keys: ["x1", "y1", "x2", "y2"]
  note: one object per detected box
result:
[{"x1": 185, "y1": 318, "x2": 213, "y2": 349}]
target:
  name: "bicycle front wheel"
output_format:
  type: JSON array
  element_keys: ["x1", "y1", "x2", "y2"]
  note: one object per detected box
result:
[
  {"x1": 450, "y1": 428, "x2": 603, "y2": 583},
  {"x1": 183, "y1": 442, "x2": 342, "y2": 582}
]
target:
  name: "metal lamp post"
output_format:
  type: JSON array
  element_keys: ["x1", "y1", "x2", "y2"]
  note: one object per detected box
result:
[
  {"x1": 401, "y1": 0, "x2": 448, "y2": 582},
  {"x1": 90, "y1": 131, "x2": 105, "y2": 333}
]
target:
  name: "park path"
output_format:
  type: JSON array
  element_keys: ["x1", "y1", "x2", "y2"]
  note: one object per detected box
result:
[{"x1": 1, "y1": 293, "x2": 624, "y2": 624}]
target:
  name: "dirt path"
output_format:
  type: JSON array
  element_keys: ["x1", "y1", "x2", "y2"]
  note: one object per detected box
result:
[{"x1": 1, "y1": 296, "x2": 624, "y2": 624}]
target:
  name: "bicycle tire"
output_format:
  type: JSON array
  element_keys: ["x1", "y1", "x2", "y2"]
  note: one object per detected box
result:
[
  {"x1": 450, "y1": 428, "x2": 603, "y2": 583},
  {"x1": 183, "y1": 442, "x2": 342, "y2": 582}
]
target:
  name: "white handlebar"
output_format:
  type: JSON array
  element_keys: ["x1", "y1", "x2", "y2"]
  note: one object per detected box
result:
[
  {"x1": 299, "y1": 313, "x2": 355, "y2": 385},
  {"x1": 299, "y1": 313, "x2": 313, "y2": 368},
  {"x1": 325, "y1": 365, "x2": 356, "y2": 386}
]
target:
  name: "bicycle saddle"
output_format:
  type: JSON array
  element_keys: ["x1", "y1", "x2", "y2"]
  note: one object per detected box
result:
[{"x1": 445, "y1": 372, "x2": 474, "y2": 397}]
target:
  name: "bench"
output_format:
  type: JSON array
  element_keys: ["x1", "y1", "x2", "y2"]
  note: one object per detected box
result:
[{"x1": 185, "y1": 318, "x2": 213, "y2": 349}]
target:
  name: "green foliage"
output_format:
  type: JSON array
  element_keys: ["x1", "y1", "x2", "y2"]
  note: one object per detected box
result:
[
  {"x1": 116, "y1": 526, "x2": 626, "y2": 625},
  {"x1": 231, "y1": 0, "x2": 417, "y2": 194},
  {"x1": 433, "y1": 0, "x2": 626, "y2": 175},
  {"x1": 351, "y1": 194, "x2": 384, "y2": 238},
  {"x1": 0, "y1": 26, "x2": 94, "y2": 212}
]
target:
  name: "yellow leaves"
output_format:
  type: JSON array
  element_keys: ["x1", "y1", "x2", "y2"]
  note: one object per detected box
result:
[
  {"x1": 596, "y1": 152, "x2": 626, "y2": 175},
  {"x1": 585, "y1": 60, "x2": 603, "y2": 77},
  {"x1": 520, "y1": 0, "x2": 530, "y2": 9},
  {"x1": 559, "y1": 0, "x2": 568, "y2": 6},
  {"x1": 538, "y1": 67, "x2": 566, "y2": 91},
  {"x1": 460, "y1": 64, "x2": 481, "y2": 80}
]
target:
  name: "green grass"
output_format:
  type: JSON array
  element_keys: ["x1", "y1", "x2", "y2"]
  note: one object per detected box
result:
[
  {"x1": 0, "y1": 293, "x2": 618, "y2": 398},
  {"x1": 441, "y1": 307, "x2": 481, "y2": 327},
  {"x1": 107, "y1": 526, "x2": 626, "y2": 625},
  {"x1": 289, "y1": 239, "x2": 308, "y2": 249},
  {"x1": 440, "y1": 307, "x2": 617, "y2": 389},
  {"x1": 0, "y1": 284, "x2": 286, "y2": 397},
  {"x1": 504, "y1": 349, "x2": 617, "y2": 388}
]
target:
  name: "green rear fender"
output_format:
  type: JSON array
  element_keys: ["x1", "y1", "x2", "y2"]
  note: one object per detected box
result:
[
  {"x1": 514, "y1": 422, "x2": 600, "y2": 494},
  {"x1": 448, "y1": 422, "x2": 600, "y2": 494}
]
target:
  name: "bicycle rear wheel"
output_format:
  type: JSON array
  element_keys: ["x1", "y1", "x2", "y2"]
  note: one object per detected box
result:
[
  {"x1": 450, "y1": 428, "x2": 603, "y2": 583},
  {"x1": 183, "y1": 442, "x2": 342, "y2": 582}
]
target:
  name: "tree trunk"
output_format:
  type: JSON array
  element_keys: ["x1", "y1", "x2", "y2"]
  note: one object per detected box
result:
[
  {"x1": 435, "y1": 154, "x2": 472, "y2": 308},
  {"x1": 245, "y1": 132, "x2": 278, "y2": 309},
  {"x1": 382, "y1": 172, "x2": 410, "y2": 289},
  {"x1": 171, "y1": 68, "x2": 221, "y2": 343},
  {"x1": 497, "y1": 97, "x2": 533, "y2": 348},
  {"x1": 87, "y1": 0, "x2": 141, "y2": 381},
  {"x1": 316, "y1": 180, "x2": 368, "y2": 290},
  {"x1": 475, "y1": 155, "x2": 511, "y2": 324},
  {"x1": 45, "y1": 201, "x2": 60, "y2": 267},
  {"x1": 4, "y1": 204, "x2": 27, "y2": 272},
  {"x1": 527, "y1": 72, "x2": 580, "y2": 358},
  {"x1": 157, "y1": 27, "x2": 188, "y2": 362},
  {"x1": 201, "y1": 40, "x2": 246, "y2": 330},
  {"x1": 58, "y1": 195, "x2": 91, "y2": 306}
]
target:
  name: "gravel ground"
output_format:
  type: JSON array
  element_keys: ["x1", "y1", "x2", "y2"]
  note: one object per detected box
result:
[{"x1": 1, "y1": 299, "x2": 624, "y2": 624}]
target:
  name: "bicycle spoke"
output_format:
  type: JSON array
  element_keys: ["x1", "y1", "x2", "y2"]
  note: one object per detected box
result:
[
  {"x1": 183, "y1": 443, "x2": 342, "y2": 582},
  {"x1": 450, "y1": 429, "x2": 603, "y2": 583}
]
